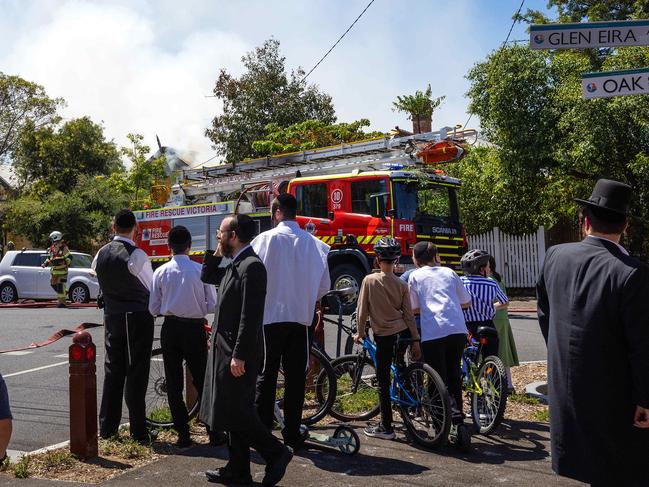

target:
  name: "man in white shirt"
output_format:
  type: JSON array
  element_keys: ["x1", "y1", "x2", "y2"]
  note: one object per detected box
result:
[
  {"x1": 149, "y1": 225, "x2": 216, "y2": 448},
  {"x1": 251, "y1": 193, "x2": 330, "y2": 450},
  {"x1": 93, "y1": 209, "x2": 156, "y2": 443}
]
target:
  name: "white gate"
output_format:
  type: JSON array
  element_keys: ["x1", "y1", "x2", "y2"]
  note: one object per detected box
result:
[{"x1": 468, "y1": 226, "x2": 546, "y2": 288}]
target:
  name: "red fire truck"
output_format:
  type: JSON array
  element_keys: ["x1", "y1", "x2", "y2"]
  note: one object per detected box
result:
[{"x1": 134, "y1": 127, "x2": 474, "y2": 312}]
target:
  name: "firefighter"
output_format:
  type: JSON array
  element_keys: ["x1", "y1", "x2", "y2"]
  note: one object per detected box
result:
[{"x1": 41, "y1": 231, "x2": 72, "y2": 308}]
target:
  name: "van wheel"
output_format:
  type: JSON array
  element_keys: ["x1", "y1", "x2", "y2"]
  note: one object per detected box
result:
[
  {"x1": 328, "y1": 264, "x2": 365, "y2": 315},
  {"x1": 0, "y1": 282, "x2": 17, "y2": 303},
  {"x1": 69, "y1": 283, "x2": 90, "y2": 303}
]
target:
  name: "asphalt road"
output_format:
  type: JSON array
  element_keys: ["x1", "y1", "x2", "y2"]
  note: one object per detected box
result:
[{"x1": 0, "y1": 307, "x2": 547, "y2": 455}]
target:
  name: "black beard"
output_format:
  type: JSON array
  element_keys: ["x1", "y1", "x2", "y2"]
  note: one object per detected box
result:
[{"x1": 221, "y1": 240, "x2": 235, "y2": 257}]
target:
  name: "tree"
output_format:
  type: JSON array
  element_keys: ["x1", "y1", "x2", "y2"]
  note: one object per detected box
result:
[
  {"x1": 251, "y1": 119, "x2": 387, "y2": 156},
  {"x1": 114, "y1": 133, "x2": 167, "y2": 208},
  {"x1": 392, "y1": 85, "x2": 445, "y2": 133},
  {"x1": 205, "y1": 39, "x2": 336, "y2": 163},
  {"x1": 4, "y1": 174, "x2": 129, "y2": 251},
  {"x1": 13, "y1": 117, "x2": 122, "y2": 193},
  {"x1": 522, "y1": 1, "x2": 649, "y2": 23},
  {"x1": 464, "y1": 41, "x2": 649, "y2": 257},
  {"x1": 0, "y1": 73, "x2": 63, "y2": 163}
]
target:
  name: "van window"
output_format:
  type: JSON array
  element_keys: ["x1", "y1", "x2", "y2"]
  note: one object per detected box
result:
[
  {"x1": 12, "y1": 253, "x2": 43, "y2": 267},
  {"x1": 351, "y1": 179, "x2": 388, "y2": 214},
  {"x1": 70, "y1": 254, "x2": 93, "y2": 268},
  {"x1": 296, "y1": 183, "x2": 328, "y2": 219}
]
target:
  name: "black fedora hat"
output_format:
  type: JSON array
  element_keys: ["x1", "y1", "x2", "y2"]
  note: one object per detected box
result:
[{"x1": 575, "y1": 178, "x2": 632, "y2": 216}]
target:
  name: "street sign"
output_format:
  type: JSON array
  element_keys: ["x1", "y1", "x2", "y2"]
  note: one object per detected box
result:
[
  {"x1": 582, "y1": 68, "x2": 649, "y2": 99},
  {"x1": 531, "y1": 20, "x2": 649, "y2": 49}
]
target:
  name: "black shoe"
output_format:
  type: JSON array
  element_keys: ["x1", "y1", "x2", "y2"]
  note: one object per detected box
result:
[
  {"x1": 205, "y1": 467, "x2": 252, "y2": 484},
  {"x1": 284, "y1": 426, "x2": 309, "y2": 451},
  {"x1": 57, "y1": 302, "x2": 67, "y2": 308},
  {"x1": 209, "y1": 430, "x2": 227, "y2": 446},
  {"x1": 262, "y1": 446, "x2": 293, "y2": 486},
  {"x1": 176, "y1": 433, "x2": 192, "y2": 448}
]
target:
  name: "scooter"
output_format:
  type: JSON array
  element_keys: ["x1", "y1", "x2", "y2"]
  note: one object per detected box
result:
[{"x1": 274, "y1": 403, "x2": 360, "y2": 456}]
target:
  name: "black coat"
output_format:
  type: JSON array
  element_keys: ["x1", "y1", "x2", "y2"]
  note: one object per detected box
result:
[
  {"x1": 199, "y1": 247, "x2": 266, "y2": 431},
  {"x1": 537, "y1": 236, "x2": 649, "y2": 485}
]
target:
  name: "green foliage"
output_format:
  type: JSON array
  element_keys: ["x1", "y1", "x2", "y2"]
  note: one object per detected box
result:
[
  {"x1": 205, "y1": 39, "x2": 336, "y2": 163},
  {"x1": 464, "y1": 35, "x2": 649, "y2": 256},
  {"x1": 5, "y1": 174, "x2": 129, "y2": 251},
  {"x1": 251, "y1": 119, "x2": 386, "y2": 156},
  {"x1": 11, "y1": 455, "x2": 31, "y2": 479},
  {"x1": 522, "y1": 0, "x2": 649, "y2": 23},
  {"x1": 509, "y1": 393, "x2": 541, "y2": 405},
  {"x1": 0, "y1": 73, "x2": 63, "y2": 163},
  {"x1": 100, "y1": 434, "x2": 149, "y2": 459},
  {"x1": 392, "y1": 84, "x2": 445, "y2": 120},
  {"x1": 533, "y1": 407, "x2": 550, "y2": 422},
  {"x1": 13, "y1": 116, "x2": 122, "y2": 193},
  {"x1": 119, "y1": 133, "x2": 166, "y2": 208}
]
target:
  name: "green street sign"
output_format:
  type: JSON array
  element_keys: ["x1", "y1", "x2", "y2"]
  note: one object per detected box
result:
[
  {"x1": 582, "y1": 67, "x2": 649, "y2": 99},
  {"x1": 531, "y1": 20, "x2": 649, "y2": 49}
]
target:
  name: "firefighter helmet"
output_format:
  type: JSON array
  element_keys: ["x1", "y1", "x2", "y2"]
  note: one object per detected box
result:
[
  {"x1": 373, "y1": 237, "x2": 401, "y2": 261},
  {"x1": 49, "y1": 231, "x2": 63, "y2": 243},
  {"x1": 460, "y1": 249, "x2": 491, "y2": 275}
]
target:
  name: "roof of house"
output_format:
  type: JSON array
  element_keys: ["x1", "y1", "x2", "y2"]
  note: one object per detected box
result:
[{"x1": 0, "y1": 164, "x2": 17, "y2": 189}]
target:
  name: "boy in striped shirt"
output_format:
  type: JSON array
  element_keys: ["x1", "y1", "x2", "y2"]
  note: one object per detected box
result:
[{"x1": 459, "y1": 250, "x2": 509, "y2": 358}]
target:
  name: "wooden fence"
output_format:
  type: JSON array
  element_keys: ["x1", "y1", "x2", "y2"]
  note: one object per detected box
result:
[{"x1": 468, "y1": 226, "x2": 546, "y2": 288}]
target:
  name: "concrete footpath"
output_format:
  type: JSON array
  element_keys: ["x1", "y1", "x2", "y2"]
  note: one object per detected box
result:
[{"x1": 1, "y1": 420, "x2": 584, "y2": 486}]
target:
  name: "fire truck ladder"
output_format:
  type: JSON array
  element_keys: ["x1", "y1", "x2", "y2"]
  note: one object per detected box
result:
[{"x1": 180, "y1": 126, "x2": 476, "y2": 194}]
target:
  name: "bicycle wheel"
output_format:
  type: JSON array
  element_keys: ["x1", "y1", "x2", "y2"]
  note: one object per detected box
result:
[
  {"x1": 276, "y1": 347, "x2": 336, "y2": 426},
  {"x1": 145, "y1": 348, "x2": 200, "y2": 428},
  {"x1": 329, "y1": 354, "x2": 380, "y2": 422},
  {"x1": 399, "y1": 362, "x2": 452, "y2": 449},
  {"x1": 470, "y1": 355, "x2": 507, "y2": 435}
]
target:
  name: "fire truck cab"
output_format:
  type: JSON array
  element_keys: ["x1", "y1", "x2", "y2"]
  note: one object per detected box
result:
[{"x1": 289, "y1": 169, "x2": 465, "y2": 310}]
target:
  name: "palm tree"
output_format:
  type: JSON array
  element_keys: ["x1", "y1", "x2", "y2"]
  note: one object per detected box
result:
[{"x1": 392, "y1": 85, "x2": 445, "y2": 134}]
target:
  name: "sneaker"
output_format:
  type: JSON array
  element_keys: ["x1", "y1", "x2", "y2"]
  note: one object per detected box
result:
[{"x1": 363, "y1": 424, "x2": 396, "y2": 440}]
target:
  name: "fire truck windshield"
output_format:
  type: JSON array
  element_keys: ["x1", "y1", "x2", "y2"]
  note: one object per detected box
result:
[{"x1": 392, "y1": 179, "x2": 453, "y2": 222}]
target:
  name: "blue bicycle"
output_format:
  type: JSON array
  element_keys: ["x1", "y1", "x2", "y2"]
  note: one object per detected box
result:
[{"x1": 329, "y1": 335, "x2": 452, "y2": 448}]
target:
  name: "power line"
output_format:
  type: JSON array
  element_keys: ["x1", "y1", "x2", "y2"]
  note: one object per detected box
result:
[
  {"x1": 464, "y1": 0, "x2": 526, "y2": 129},
  {"x1": 301, "y1": 0, "x2": 376, "y2": 82}
]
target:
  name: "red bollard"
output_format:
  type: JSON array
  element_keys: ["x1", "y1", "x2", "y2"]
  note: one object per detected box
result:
[{"x1": 69, "y1": 331, "x2": 98, "y2": 459}]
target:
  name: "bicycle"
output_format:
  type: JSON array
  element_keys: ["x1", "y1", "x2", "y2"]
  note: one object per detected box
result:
[
  {"x1": 145, "y1": 322, "x2": 337, "y2": 429},
  {"x1": 329, "y1": 335, "x2": 452, "y2": 448},
  {"x1": 461, "y1": 326, "x2": 507, "y2": 435}
]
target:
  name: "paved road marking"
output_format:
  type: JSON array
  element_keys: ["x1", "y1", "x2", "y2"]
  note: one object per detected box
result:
[
  {"x1": 4, "y1": 361, "x2": 68, "y2": 378},
  {"x1": 54, "y1": 353, "x2": 69, "y2": 358},
  {"x1": 2, "y1": 351, "x2": 33, "y2": 356}
]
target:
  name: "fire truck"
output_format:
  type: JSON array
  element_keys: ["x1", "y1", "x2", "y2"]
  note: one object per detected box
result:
[{"x1": 134, "y1": 126, "x2": 475, "y2": 312}]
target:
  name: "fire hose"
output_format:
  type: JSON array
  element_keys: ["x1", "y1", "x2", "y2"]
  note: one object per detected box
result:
[{"x1": 0, "y1": 322, "x2": 102, "y2": 354}]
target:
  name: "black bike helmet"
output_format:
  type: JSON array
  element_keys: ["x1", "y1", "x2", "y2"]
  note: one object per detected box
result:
[
  {"x1": 373, "y1": 237, "x2": 401, "y2": 261},
  {"x1": 461, "y1": 249, "x2": 491, "y2": 275}
]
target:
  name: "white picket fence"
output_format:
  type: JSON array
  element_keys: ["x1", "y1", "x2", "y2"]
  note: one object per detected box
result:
[{"x1": 468, "y1": 226, "x2": 546, "y2": 288}]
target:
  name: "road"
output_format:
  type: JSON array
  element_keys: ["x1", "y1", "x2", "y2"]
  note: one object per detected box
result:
[{"x1": 0, "y1": 307, "x2": 547, "y2": 455}]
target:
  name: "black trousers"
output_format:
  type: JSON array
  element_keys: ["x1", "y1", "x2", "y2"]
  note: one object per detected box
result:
[
  {"x1": 100, "y1": 311, "x2": 154, "y2": 439},
  {"x1": 255, "y1": 322, "x2": 310, "y2": 446},
  {"x1": 160, "y1": 317, "x2": 207, "y2": 436},
  {"x1": 374, "y1": 333, "x2": 398, "y2": 431},
  {"x1": 465, "y1": 320, "x2": 499, "y2": 359},
  {"x1": 227, "y1": 412, "x2": 285, "y2": 476},
  {"x1": 421, "y1": 333, "x2": 467, "y2": 424}
]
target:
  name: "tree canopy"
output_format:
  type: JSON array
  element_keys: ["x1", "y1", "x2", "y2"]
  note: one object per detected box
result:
[
  {"x1": 251, "y1": 119, "x2": 386, "y2": 156},
  {"x1": 13, "y1": 116, "x2": 122, "y2": 193},
  {"x1": 460, "y1": 5, "x2": 649, "y2": 257},
  {"x1": 392, "y1": 84, "x2": 445, "y2": 120},
  {"x1": 0, "y1": 73, "x2": 63, "y2": 163},
  {"x1": 205, "y1": 39, "x2": 336, "y2": 163}
]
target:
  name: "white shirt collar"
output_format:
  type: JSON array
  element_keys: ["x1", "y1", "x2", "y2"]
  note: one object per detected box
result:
[
  {"x1": 278, "y1": 220, "x2": 300, "y2": 230},
  {"x1": 113, "y1": 235, "x2": 136, "y2": 246},
  {"x1": 588, "y1": 235, "x2": 629, "y2": 255},
  {"x1": 232, "y1": 244, "x2": 251, "y2": 262},
  {"x1": 172, "y1": 254, "x2": 190, "y2": 261}
]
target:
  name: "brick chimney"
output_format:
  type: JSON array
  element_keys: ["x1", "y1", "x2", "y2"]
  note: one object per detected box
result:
[{"x1": 412, "y1": 114, "x2": 432, "y2": 134}]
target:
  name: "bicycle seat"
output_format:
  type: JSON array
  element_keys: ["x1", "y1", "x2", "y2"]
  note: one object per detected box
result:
[
  {"x1": 325, "y1": 287, "x2": 355, "y2": 303},
  {"x1": 475, "y1": 326, "x2": 498, "y2": 342}
]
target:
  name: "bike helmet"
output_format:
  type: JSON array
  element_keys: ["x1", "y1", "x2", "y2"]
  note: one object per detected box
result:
[
  {"x1": 461, "y1": 249, "x2": 491, "y2": 275},
  {"x1": 49, "y1": 231, "x2": 63, "y2": 242},
  {"x1": 373, "y1": 237, "x2": 401, "y2": 261}
]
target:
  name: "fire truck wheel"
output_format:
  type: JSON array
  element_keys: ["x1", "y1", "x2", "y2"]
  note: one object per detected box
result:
[{"x1": 329, "y1": 263, "x2": 365, "y2": 315}]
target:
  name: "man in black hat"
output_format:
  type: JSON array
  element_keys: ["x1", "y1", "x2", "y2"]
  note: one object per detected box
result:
[{"x1": 537, "y1": 179, "x2": 649, "y2": 486}]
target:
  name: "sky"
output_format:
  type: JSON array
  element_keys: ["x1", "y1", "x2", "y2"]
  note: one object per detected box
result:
[{"x1": 0, "y1": 0, "x2": 551, "y2": 167}]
